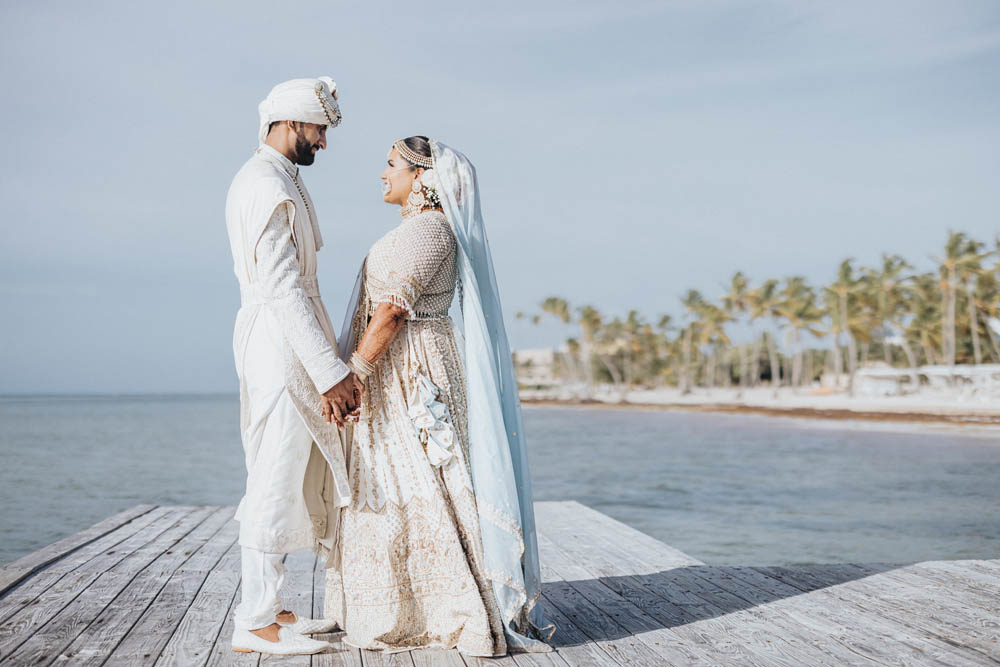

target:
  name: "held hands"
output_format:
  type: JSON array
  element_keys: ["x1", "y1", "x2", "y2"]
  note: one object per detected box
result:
[{"x1": 322, "y1": 372, "x2": 365, "y2": 428}]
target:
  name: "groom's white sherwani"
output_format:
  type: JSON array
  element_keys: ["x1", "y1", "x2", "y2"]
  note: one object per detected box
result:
[{"x1": 226, "y1": 143, "x2": 350, "y2": 557}]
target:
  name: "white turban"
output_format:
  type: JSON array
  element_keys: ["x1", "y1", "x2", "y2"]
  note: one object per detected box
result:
[{"x1": 257, "y1": 76, "x2": 342, "y2": 144}]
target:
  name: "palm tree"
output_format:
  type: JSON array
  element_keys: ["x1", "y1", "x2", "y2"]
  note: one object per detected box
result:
[
  {"x1": 776, "y1": 277, "x2": 823, "y2": 388},
  {"x1": 622, "y1": 310, "x2": 647, "y2": 390},
  {"x1": 749, "y1": 279, "x2": 783, "y2": 396},
  {"x1": 593, "y1": 315, "x2": 626, "y2": 399},
  {"x1": 654, "y1": 315, "x2": 678, "y2": 386},
  {"x1": 591, "y1": 310, "x2": 652, "y2": 401},
  {"x1": 695, "y1": 301, "x2": 732, "y2": 389},
  {"x1": 935, "y1": 232, "x2": 984, "y2": 370},
  {"x1": 577, "y1": 305, "x2": 603, "y2": 395},
  {"x1": 724, "y1": 272, "x2": 752, "y2": 394},
  {"x1": 974, "y1": 265, "x2": 1000, "y2": 362},
  {"x1": 825, "y1": 259, "x2": 860, "y2": 394},
  {"x1": 679, "y1": 290, "x2": 705, "y2": 394},
  {"x1": 745, "y1": 281, "x2": 774, "y2": 388},
  {"x1": 907, "y1": 273, "x2": 943, "y2": 365},
  {"x1": 536, "y1": 297, "x2": 583, "y2": 387},
  {"x1": 857, "y1": 254, "x2": 920, "y2": 386},
  {"x1": 957, "y1": 240, "x2": 993, "y2": 365}
]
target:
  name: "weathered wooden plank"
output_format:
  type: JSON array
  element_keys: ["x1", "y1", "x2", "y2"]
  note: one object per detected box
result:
[
  {"x1": 358, "y1": 648, "x2": 416, "y2": 666},
  {"x1": 535, "y1": 501, "x2": 844, "y2": 664},
  {"x1": 50, "y1": 506, "x2": 235, "y2": 665},
  {"x1": 105, "y1": 515, "x2": 241, "y2": 665},
  {"x1": 0, "y1": 506, "x2": 200, "y2": 661},
  {"x1": 534, "y1": 508, "x2": 663, "y2": 578},
  {"x1": 798, "y1": 565, "x2": 1000, "y2": 660},
  {"x1": 539, "y1": 584, "x2": 664, "y2": 667},
  {"x1": 312, "y1": 642, "x2": 363, "y2": 667},
  {"x1": 752, "y1": 565, "x2": 858, "y2": 594},
  {"x1": 545, "y1": 529, "x2": 852, "y2": 667},
  {"x1": 710, "y1": 565, "x2": 921, "y2": 664},
  {"x1": 539, "y1": 534, "x2": 660, "y2": 667},
  {"x1": 0, "y1": 505, "x2": 177, "y2": 626},
  {"x1": 537, "y1": 508, "x2": 856, "y2": 666},
  {"x1": 958, "y1": 559, "x2": 1000, "y2": 579},
  {"x1": 848, "y1": 562, "x2": 1000, "y2": 619},
  {"x1": 508, "y1": 644, "x2": 572, "y2": 667},
  {"x1": 408, "y1": 648, "x2": 467, "y2": 667},
  {"x1": 0, "y1": 504, "x2": 157, "y2": 595},
  {"x1": 0, "y1": 505, "x2": 171, "y2": 612},
  {"x1": 712, "y1": 564, "x2": 993, "y2": 667},
  {"x1": 913, "y1": 561, "x2": 1000, "y2": 598},
  {"x1": 537, "y1": 591, "x2": 620, "y2": 667},
  {"x1": 536, "y1": 504, "x2": 790, "y2": 664},
  {"x1": 748, "y1": 566, "x2": 954, "y2": 665},
  {"x1": 0, "y1": 506, "x2": 216, "y2": 666},
  {"x1": 311, "y1": 552, "x2": 360, "y2": 667},
  {"x1": 156, "y1": 540, "x2": 242, "y2": 666},
  {"x1": 689, "y1": 566, "x2": 913, "y2": 666},
  {"x1": 206, "y1": 581, "x2": 260, "y2": 667},
  {"x1": 620, "y1": 567, "x2": 862, "y2": 666},
  {"x1": 535, "y1": 501, "x2": 703, "y2": 570},
  {"x1": 703, "y1": 566, "x2": 896, "y2": 665},
  {"x1": 537, "y1": 532, "x2": 716, "y2": 666},
  {"x1": 465, "y1": 655, "x2": 515, "y2": 667},
  {"x1": 848, "y1": 563, "x2": 1000, "y2": 619}
]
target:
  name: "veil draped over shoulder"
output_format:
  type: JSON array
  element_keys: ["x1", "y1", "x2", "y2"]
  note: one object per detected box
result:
[
  {"x1": 431, "y1": 141, "x2": 553, "y2": 651},
  {"x1": 339, "y1": 141, "x2": 553, "y2": 651}
]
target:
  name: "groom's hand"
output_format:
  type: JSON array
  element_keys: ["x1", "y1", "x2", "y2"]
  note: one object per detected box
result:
[
  {"x1": 323, "y1": 372, "x2": 362, "y2": 427},
  {"x1": 320, "y1": 396, "x2": 340, "y2": 426}
]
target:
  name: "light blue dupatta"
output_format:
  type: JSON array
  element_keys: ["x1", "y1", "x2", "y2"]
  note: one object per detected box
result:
[{"x1": 431, "y1": 141, "x2": 553, "y2": 651}]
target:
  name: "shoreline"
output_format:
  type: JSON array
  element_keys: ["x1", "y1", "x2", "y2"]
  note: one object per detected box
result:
[{"x1": 521, "y1": 396, "x2": 1000, "y2": 427}]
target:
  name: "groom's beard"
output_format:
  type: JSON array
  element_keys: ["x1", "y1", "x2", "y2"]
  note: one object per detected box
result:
[{"x1": 294, "y1": 135, "x2": 319, "y2": 165}]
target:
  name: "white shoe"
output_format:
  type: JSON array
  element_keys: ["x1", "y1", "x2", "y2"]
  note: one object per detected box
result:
[
  {"x1": 232, "y1": 627, "x2": 332, "y2": 655},
  {"x1": 278, "y1": 614, "x2": 339, "y2": 634}
]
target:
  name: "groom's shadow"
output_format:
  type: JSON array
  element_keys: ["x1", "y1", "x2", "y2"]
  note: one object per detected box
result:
[{"x1": 542, "y1": 562, "x2": 900, "y2": 647}]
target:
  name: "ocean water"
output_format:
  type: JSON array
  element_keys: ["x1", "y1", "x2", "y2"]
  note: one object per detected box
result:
[{"x1": 1, "y1": 395, "x2": 998, "y2": 566}]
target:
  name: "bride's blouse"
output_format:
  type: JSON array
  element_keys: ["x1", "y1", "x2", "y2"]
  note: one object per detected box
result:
[{"x1": 365, "y1": 210, "x2": 457, "y2": 319}]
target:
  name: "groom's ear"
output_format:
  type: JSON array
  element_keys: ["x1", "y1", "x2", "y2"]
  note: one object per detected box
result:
[{"x1": 266, "y1": 120, "x2": 288, "y2": 139}]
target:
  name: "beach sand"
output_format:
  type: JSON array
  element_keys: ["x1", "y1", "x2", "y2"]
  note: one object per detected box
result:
[{"x1": 521, "y1": 386, "x2": 1000, "y2": 427}]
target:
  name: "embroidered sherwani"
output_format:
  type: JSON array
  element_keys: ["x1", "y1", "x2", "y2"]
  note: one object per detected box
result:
[
  {"x1": 325, "y1": 210, "x2": 506, "y2": 657},
  {"x1": 225, "y1": 144, "x2": 351, "y2": 555}
]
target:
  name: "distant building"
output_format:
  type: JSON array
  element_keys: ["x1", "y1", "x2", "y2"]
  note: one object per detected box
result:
[
  {"x1": 854, "y1": 364, "x2": 1000, "y2": 397},
  {"x1": 512, "y1": 348, "x2": 558, "y2": 387}
]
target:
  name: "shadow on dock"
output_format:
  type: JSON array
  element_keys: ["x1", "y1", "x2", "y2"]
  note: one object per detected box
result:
[{"x1": 547, "y1": 562, "x2": 901, "y2": 647}]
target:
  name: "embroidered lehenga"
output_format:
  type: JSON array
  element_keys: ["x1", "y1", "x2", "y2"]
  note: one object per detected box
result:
[{"x1": 324, "y1": 209, "x2": 506, "y2": 656}]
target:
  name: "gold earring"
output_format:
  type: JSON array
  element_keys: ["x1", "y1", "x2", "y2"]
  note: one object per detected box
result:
[{"x1": 407, "y1": 178, "x2": 426, "y2": 209}]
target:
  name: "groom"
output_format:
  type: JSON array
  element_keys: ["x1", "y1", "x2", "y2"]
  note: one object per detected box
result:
[{"x1": 224, "y1": 76, "x2": 363, "y2": 656}]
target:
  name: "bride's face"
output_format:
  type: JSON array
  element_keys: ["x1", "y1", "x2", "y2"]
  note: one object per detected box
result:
[{"x1": 381, "y1": 148, "x2": 422, "y2": 206}]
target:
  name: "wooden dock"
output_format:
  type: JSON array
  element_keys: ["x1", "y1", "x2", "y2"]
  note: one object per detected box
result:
[{"x1": 0, "y1": 502, "x2": 997, "y2": 666}]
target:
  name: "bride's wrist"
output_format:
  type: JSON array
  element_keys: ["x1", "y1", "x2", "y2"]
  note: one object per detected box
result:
[{"x1": 350, "y1": 351, "x2": 376, "y2": 381}]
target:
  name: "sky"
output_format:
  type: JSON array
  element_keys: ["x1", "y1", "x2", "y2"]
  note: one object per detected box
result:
[{"x1": 1, "y1": 0, "x2": 998, "y2": 394}]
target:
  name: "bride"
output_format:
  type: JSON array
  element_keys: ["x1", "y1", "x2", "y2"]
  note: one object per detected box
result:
[{"x1": 323, "y1": 137, "x2": 553, "y2": 655}]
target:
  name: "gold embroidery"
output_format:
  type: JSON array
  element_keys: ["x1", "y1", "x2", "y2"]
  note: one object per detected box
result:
[{"x1": 326, "y1": 221, "x2": 504, "y2": 655}]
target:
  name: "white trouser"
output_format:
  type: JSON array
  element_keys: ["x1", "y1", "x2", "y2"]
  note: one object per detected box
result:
[{"x1": 234, "y1": 546, "x2": 286, "y2": 631}]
